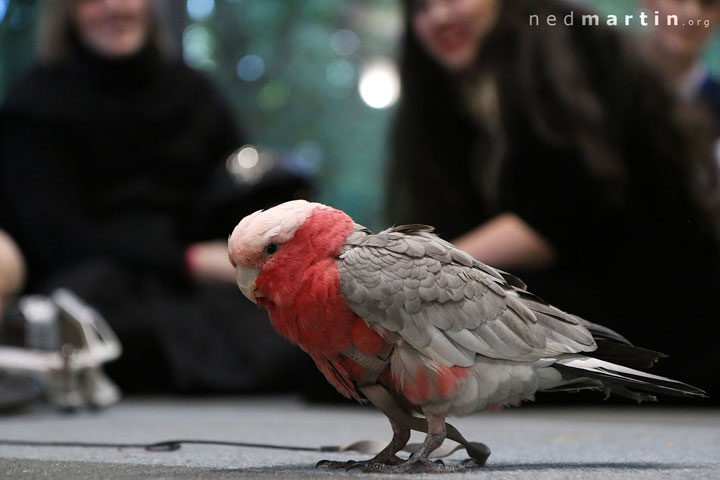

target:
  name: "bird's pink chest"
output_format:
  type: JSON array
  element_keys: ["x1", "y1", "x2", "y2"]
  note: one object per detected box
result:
[
  {"x1": 265, "y1": 258, "x2": 389, "y2": 400},
  {"x1": 256, "y1": 209, "x2": 390, "y2": 398},
  {"x1": 267, "y1": 259, "x2": 387, "y2": 358},
  {"x1": 268, "y1": 260, "x2": 352, "y2": 352},
  {"x1": 257, "y1": 208, "x2": 387, "y2": 359}
]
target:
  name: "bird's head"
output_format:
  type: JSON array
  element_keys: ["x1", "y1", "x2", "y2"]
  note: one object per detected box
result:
[
  {"x1": 228, "y1": 199, "x2": 323, "y2": 304},
  {"x1": 228, "y1": 200, "x2": 349, "y2": 304}
]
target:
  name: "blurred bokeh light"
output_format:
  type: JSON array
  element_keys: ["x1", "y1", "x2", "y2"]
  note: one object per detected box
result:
[
  {"x1": 187, "y1": 0, "x2": 215, "y2": 21},
  {"x1": 358, "y1": 59, "x2": 400, "y2": 109}
]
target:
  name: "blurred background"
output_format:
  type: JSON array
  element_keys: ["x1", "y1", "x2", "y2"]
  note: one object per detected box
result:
[
  {"x1": 2, "y1": 0, "x2": 716, "y2": 230},
  {"x1": 1, "y1": 0, "x2": 719, "y2": 410}
]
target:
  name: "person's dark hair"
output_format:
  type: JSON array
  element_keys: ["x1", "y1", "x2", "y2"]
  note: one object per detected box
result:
[
  {"x1": 36, "y1": 0, "x2": 177, "y2": 64},
  {"x1": 387, "y1": 0, "x2": 720, "y2": 239}
]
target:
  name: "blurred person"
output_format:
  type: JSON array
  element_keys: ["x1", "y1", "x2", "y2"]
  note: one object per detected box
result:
[
  {"x1": 387, "y1": 0, "x2": 720, "y2": 398},
  {"x1": 643, "y1": 0, "x2": 720, "y2": 122},
  {"x1": 0, "y1": 0, "x2": 316, "y2": 393}
]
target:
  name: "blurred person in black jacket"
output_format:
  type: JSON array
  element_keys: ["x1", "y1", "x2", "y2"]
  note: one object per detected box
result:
[
  {"x1": 0, "y1": 0, "x2": 316, "y2": 393},
  {"x1": 387, "y1": 0, "x2": 720, "y2": 400}
]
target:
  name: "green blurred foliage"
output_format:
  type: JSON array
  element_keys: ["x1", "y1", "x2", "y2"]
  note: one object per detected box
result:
[{"x1": 183, "y1": 0, "x2": 402, "y2": 229}]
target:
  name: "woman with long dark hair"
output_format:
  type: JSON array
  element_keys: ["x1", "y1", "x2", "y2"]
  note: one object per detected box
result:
[{"x1": 387, "y1": 0, "x2": 720, "y2": 398}]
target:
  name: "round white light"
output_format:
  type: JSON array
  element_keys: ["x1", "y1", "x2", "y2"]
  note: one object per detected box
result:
[
  {"x1": 236, "y1": 146, "x2": 259, "y2": 169},
  {"x1": 358, "y1": 59, "x2": 400, "y2": 110}
]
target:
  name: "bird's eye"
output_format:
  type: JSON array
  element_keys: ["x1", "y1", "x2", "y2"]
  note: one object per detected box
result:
[{"x1": 265, "y1": 243, "x2": 278, "y2": 255}]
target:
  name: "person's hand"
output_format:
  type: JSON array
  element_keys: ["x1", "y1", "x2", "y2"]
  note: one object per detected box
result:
[
  {"x1": 0, "y1": 229, "x2": 26, "y2": 302},
  {"x1": 186, "y1": 240, "x2": 236, "y2": 284}
]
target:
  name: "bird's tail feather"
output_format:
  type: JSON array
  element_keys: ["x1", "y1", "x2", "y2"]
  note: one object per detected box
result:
[
  {"x1": 590, "y1": 339, "x2": 668, "y2": 369},
  {"x1": 573, "y1": 317, "x2": 669, "y2": 369},
  {"x1": 551, "y1": 355, "x2": 707, "y2": 402}
]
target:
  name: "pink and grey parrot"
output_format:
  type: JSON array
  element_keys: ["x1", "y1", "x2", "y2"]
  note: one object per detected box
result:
[{"x1": 228, "y1": 200, "x2": 705, "y2": 473}]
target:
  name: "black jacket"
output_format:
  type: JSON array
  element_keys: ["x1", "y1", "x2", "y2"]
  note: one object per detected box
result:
[{"x1": 0, "y1": 45, "x2": 266, "y2": 286}]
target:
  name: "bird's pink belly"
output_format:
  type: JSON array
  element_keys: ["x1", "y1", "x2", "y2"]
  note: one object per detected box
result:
[
  {"x1": 381, "y1": 348, "x2": 470, "y2": 406},
  {"x1": 383, "y1": 348, "x2": 542, "y2": 415},
  {"x1": 395, "y1": 365, "x2": 469, "y2": 405}
]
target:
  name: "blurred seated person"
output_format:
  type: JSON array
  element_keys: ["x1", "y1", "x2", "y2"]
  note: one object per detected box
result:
[
  {"x1": 0, "y1": 0, "x2": 316, "y2": 393},
  {"x1": 387, "y1": 0, "x2": 720, "y2": 398},
  {"x1": 643, "y1": 0, "x2": 720, "y2": 122}
]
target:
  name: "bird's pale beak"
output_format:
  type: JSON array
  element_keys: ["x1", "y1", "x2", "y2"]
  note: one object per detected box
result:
[{"x1": 236, "y1": 266, "x2": 260, "y2": 304}]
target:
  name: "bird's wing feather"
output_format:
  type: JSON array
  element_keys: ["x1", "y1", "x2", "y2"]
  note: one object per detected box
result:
[{"x1": 338, "y1": 224, "x2": 596, "y2": 367}]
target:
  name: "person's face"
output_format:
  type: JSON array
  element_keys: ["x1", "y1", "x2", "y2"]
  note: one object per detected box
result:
[
  {"x1": 74, "y1": 0, "x2": 151, "y2": 58},
  {"x1": 645, "y1": 0, "x2": 720, "y2": 60},
  {"x1": 411, "y1": 0, "x2": 500, "y2": 72}
]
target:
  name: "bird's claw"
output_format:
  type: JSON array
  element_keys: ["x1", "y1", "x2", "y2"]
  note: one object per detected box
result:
[
  {"x1": 360, "y1": 456, "x2": 466, "y2": 474},
  {"x1": 315, "y1": 459, "x2": 353, "y2": 470},
  {"x1": 316, "y1": 455, "x2": 404, "y2": 471},
  {"x1": 348, "y1": 456, "x2": 406, "y2": 470},
  {"x1": 461, "y1": 457, "x2": 484, "y2": 468}
]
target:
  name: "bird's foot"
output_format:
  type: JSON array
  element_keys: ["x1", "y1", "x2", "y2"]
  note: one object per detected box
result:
[
  {"x1": 360, "y1": 455, "x2": 466, "y2": 474},
  {"x1": 461, "y1": 457, "x2": 485, "y2": 468},
  {"x1": 315, "y1": 455, "x2": 403, "y2": 470}
]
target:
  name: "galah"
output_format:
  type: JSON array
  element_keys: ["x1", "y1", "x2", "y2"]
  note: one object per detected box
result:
[{"x1": 228, "y1": 200, "x2": 705, "y2": 473}]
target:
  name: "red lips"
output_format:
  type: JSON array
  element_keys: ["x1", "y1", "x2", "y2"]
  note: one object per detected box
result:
[{"x1": 433, "y1": 23, "x2": 471, "y2": 54}]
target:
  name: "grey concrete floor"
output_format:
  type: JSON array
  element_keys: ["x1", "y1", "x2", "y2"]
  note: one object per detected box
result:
[{"x1": 0, "y1": 397, "x2": 719, "y2": 479}]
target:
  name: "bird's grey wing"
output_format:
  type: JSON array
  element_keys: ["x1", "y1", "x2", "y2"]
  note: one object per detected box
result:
[{"x1": 338, "y1": 224, "x2": 596, "y2": 368}]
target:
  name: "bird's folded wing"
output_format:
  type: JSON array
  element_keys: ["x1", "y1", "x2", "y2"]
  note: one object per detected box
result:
[{"x1": 338, "y1": 224, "x2": 596, "y2": 368}]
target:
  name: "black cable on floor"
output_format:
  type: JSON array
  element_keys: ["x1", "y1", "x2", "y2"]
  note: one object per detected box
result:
[{"x1": 0, "y1": 439, "x2": 338, "y2": 452}]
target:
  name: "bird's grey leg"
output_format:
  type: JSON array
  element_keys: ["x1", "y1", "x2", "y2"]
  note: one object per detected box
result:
[
  {"x1": 361, "y1": 409, "x2": 466, "y2": 473},
  {"x1": 367, "y1": 419, "x2": 411, "y2": 465},
  {"x1": 316, "y1": 418, "x2": 410, "y2": 470}
]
